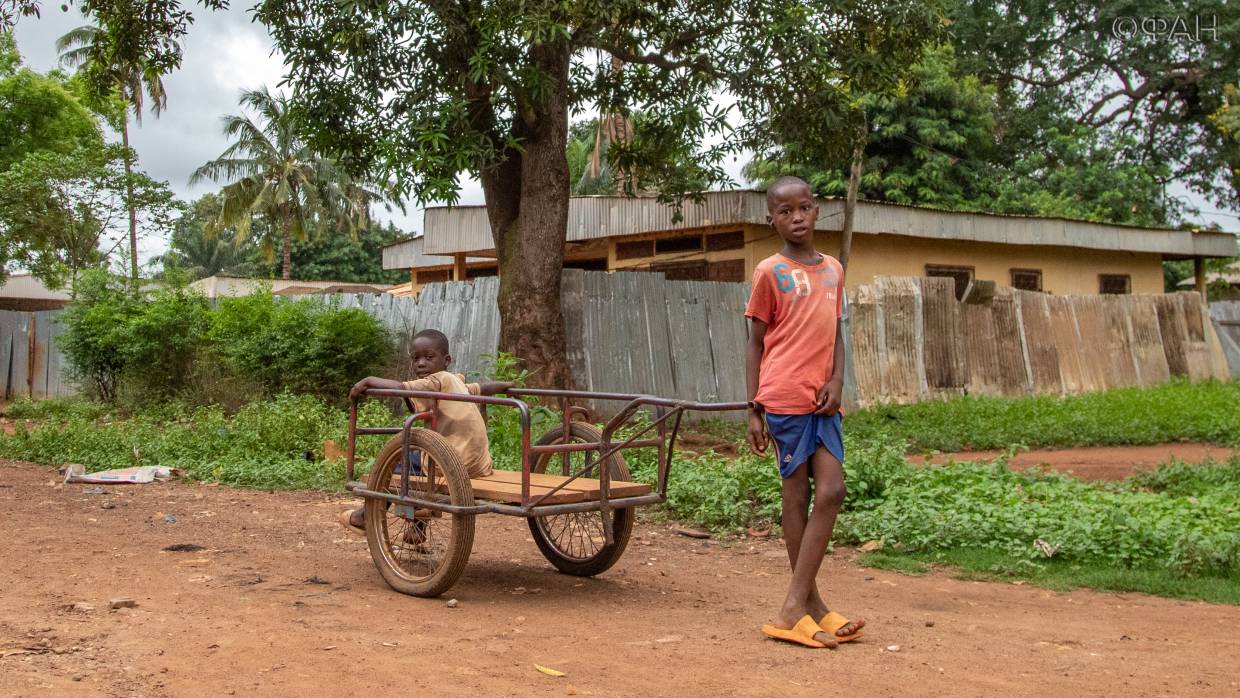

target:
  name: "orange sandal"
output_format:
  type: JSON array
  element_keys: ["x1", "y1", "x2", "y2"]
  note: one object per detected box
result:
[
  {"x1": 762, "y1": 615, "x2": 832, "y2": 649},
  {"x1": 819, "y1": 611, "x2": 865, "y2": 642}
]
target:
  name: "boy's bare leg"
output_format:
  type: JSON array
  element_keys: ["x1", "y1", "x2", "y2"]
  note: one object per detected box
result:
[
  {"x1": 775, "y1": 447, "x2": 864, "y2": 639},
  {"x1": 774, "y1": 453, "x2": 836, "y2": 646}
]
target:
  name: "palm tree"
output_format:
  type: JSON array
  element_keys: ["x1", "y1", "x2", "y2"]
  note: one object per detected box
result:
[
  {"x1": 57, "y1": 24, "x2": 168, "y2": 287},
  {"x1": 190, "y1": 87, "x2": 375, "y2": 280},
  {"x1": 153, "y1": 194, "x2": 255, "y2": 280}
]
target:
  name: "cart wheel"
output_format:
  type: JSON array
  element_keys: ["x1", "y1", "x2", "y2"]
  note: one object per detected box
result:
[
  {"x1": 527, "y1": 422, "x2": 634, "y2": 577},
  {"x1": 364, "y1": 430, "x2": 475, "y2": 597}
]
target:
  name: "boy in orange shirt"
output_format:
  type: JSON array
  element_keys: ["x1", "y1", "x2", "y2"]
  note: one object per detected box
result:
[{"x1": 746, "y1": 176, "x2": 866, "y2": 649}]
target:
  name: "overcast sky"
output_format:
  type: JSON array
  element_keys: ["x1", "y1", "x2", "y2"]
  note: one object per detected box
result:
[{"x1": 10, "y1": 4, "x2": 1237, "y2": 271}]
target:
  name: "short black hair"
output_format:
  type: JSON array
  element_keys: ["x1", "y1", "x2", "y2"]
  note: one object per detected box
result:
[
  {"x1": 412, "y1": 328, "x2": 450, "y2": 353},
  {"x1": 766, "y1": 175, "x2": 813, "y2": 208}
]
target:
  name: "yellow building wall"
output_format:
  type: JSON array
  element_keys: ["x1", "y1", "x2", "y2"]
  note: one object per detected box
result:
[{"x1": 746, "y1": 226, "x2": 1165, "y2": 295}]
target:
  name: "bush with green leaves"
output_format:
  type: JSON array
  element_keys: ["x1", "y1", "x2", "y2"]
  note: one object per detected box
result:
[
  {"x1": 209, "y1": 292, "x2": 392, "y2": 399},
  {"x1": 55, "y1": 272, "x2": 393, "y2": 405}
]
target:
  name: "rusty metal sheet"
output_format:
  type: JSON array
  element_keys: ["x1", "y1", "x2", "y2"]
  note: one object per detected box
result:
[
  {"x1": 1013, "y1": 292, "x2": 1062, "y2": 394},
  {"x1": 848, "y1": 283, "x2": 883, "y2": 406},
  {"x1": 961, "y1": 302, "x2": 1002, "y2": 395},
  {"x1": 1154, "y1": 295, "x2": 1190, "y2": 377},
  {"x1": 989, "y1": 288, "x2": 1029, "y2": 394},
  {"x1": 916, "y1": 277, "x2": 964, "y2": 397},
  {"x1": 1099, "y1": 296, "x2": 1139, "y2": 389},
  {"x1": 1069, "y1": 296, "x2": 1113, "y2": 391},
  {"x1": 1045, "y1": 295, "x2": 1087, "y2": 394},
  {"x1": 1126, "y1": 296, "x2": 1171, "y2": 386},
  {"x1": 875, "y1": 277, "x2": 921, "y2": 402}
]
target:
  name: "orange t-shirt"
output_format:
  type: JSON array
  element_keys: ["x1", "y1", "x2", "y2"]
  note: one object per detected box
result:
[{"x1": 745, "y1": 252, "x2": 844, "y2": 414}]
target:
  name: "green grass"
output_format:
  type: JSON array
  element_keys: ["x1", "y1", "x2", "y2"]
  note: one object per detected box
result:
[
  {"x1": 860, "y1": 548, "x2": 1240, "y2": 605},
  {"x1": 845, "y1": 379, "x2": 1240, "y2": 452},
  {"x1": 688, "y1": 379, "x2": 1240, "y2": 453},
  {"x1": 0, "y1": 394, "x2": 398, "y2": 489}
]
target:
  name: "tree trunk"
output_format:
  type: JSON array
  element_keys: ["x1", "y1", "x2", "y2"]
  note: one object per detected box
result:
[
  {"x1": 280, "y1": 206, "x2": 292, "y2": 280},
  {"x1": 839, "y1": 116, "x2": 867, "y2": 276},
  {"x1": 478, "y1": 42, "x2": 574, "y2": 389},
  {"x1": 120, "y1": 111, "x2": 139, "y2": 287}
]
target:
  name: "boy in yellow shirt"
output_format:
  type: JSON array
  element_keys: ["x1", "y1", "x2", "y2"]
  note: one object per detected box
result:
[{"x1": 340, "y1": 328, "x2": 511, "y2": 533}]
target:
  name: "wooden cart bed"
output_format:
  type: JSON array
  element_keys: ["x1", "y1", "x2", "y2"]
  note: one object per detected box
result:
[{"x1": 391, "y1": 470, "x2": 652, "y2": 505}]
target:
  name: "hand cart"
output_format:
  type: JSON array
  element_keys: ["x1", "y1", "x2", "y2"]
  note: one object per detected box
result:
[{"x1": 346, "y1": 387, "x2": 746, "y2": 597}]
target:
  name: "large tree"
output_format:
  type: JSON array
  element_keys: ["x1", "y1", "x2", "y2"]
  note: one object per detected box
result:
[
  {"x1": 947, "y1": 0, "x2": 1240, "y2": 211},
  {"x1": 190, "y1": 87, "x2": 377, "y2": 280},
  {"x1": 747, "y1": 43, "x2": 1176, "y2": 228},
  {"x1": 0, "y1": 144, "x2": 180, "y2": 292},
  {"x1": 255, "y1": 0, "x2": 942, "y2": 386}
]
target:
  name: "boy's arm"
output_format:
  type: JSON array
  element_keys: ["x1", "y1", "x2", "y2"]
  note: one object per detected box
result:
[
  {"x1": 814, "y1": 317, "x2": 846, "y2": 415},
  {"x1": 475, "y1": 381, "x2": 514, "y2": 396},
  {"x1": 349, "y1": 376, "x2": 405, "y2": 400},
  {"x1": 745, "y1": 317, "x2": 769, "y2": 455}
]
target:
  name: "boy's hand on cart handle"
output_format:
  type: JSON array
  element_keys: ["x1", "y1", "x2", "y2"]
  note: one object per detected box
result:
[
  {"x1": 747, "y1": 410, "x2": 768, "y2": 455},
  {"x1": 349, "y1": 377, "x2": 373, "y2": 400},
  {"x1": 814, "y1": 378, "x2": 843, "y2": 416}
]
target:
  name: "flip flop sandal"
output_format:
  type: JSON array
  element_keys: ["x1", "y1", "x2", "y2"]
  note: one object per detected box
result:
[
  {"x1": 819, "y1": 611, "x2": 864, "y2": 642},
  {"x1": 761, "y1": 615, "x2": 833, "y2": 649}
]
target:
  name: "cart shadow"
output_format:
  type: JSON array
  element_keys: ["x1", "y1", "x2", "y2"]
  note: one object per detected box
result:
[{"x1": 450, "y1": 558, "x2": 647, "y2": 604}]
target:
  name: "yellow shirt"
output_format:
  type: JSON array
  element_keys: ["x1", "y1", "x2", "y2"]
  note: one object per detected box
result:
[{"x1": 401, "y1": 371, "x2": 492, "y2": 477}]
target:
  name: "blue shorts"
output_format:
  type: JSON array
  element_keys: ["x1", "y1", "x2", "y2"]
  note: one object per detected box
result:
[{"x1": 764, "y1": 412, "x2": 844, "y2": 479}]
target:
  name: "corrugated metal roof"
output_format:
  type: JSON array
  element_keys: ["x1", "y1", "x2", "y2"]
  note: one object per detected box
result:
[
  {"x1": 382, "y1": 235, "x2": 491, "y2": 270},
  {"x1": 419, "y1": 190, "x2": 1238, "y2": 258}
]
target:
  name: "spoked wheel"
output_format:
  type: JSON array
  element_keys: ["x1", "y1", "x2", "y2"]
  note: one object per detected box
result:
[
  {"x1": 364, "y1": 430, "x2": 475, "y2": 597},
  {"x1": 528, "y1": 422, "x2": 634, "y2": 576}
]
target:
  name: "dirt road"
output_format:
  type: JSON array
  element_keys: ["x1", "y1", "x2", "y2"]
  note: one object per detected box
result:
[
  {"x1": 914, "y1": 443, "x2": 1236, "y2": 481},
  {"x1": 2, "y1": 460, "x2": 1237, "y2": 697}
]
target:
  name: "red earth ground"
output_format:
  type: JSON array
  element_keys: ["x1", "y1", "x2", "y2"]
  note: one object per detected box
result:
[
  {"x1": 914, "y1": 443, "x2": 1236, "y2": 481},
  {"x1": 2, "y1": 459, "x2": 1238, "y2": 697}
]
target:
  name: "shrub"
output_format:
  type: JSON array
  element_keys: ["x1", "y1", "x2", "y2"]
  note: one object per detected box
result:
[
  {"x1": 56, "y1": 270, "x2": 142, "y2": 401},
  {"x1": 209, "y1": 292, "x2": 393, "y2": 400},
  {"x1": 56, "y1": 272, "x2": 394, "y2": 406}
]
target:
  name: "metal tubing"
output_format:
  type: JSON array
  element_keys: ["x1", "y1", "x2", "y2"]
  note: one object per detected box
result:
[
  {"x1": 347, "y1": 484, "x2": 664, "y2": 517},
  {"x1": 528, "y1": 439, "x2": 662, "y2": 455},
  {"x1": 346, "y1": 399, "x2": 358, "y2": 482}
]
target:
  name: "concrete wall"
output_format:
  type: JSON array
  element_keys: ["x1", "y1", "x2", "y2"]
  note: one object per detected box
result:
[{"x1": 747, "y1": 229, "x2": 1166, "y2": 295}]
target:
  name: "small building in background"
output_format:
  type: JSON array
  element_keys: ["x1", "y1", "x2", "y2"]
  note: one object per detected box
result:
[
  {"x1": 382, "y1": 191, "x2": 1238, "y2": 298},
  {"x1": 0, "y1": 274, "x2": 72, "y2": 311},
  {"x1": 1178, "y1": 264, "x2": 1240, "y2": 301},
  {"x1": 188, "y1": 274, "x2": 389, "y2": 299}
]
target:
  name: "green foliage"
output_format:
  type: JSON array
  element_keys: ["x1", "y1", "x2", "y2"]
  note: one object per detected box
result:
[
  {"x1": 0, "y1": 394, "x2": 394, "y2": 490},
  {"x1": 237, "y1": 219, "x2": 409, "y2": 285},
  {"x1": 1124, "y1": 458, "x2": 1240, "y2": 499},
  {"x1": 748, "y1": 44, "x2": 1174, "y2": 227},
  {"x1": 0, "y1": 62, "x2": 102, "y2": 172},
  {"x1": 844, "y1": 380, "x2": 1240, "y2": 452},
  {"x1": 57, "y1": 272, "x2": 393, "y2": 404},
  {"x1": 189, "y1": 87, "x2": 382, "y2": 280},
  {"x1": 946, "y1": 0, "x2": 1240, "y2": 211},
  {"x1": 209, "y1": 292, "x2": 393, "y2": 399},
  {"x1": 0, "y1": 144, "x2": 180, "y2": 289},
  {"x1": 55, "y1": 270, "x2": 142, "y2": 400},
  {"x1": 835, "y1": 456, "x2": 1240, "y2": 577},
  {"x1": 861, "y1": 548, "x2": 1240, "y2": 605}
]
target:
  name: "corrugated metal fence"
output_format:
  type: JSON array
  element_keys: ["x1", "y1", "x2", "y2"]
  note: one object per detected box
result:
[
  {"x1": 848, "y1": 277, "x2": 1230, "y2": 405},
  {"x1": 1211, "y1": 301, "x2": 1240, "y2": 378},
  {"x1": 3, "y1": 273, "x2": 1232, "y2": 408},
  {"x1": 0, "y1": 309, "x2": 74, "y2": 400}
]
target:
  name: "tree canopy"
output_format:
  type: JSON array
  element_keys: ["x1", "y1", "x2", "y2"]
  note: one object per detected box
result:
[{"x1": 253, "y1": 0, "x2": 942, "y2": 384}]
